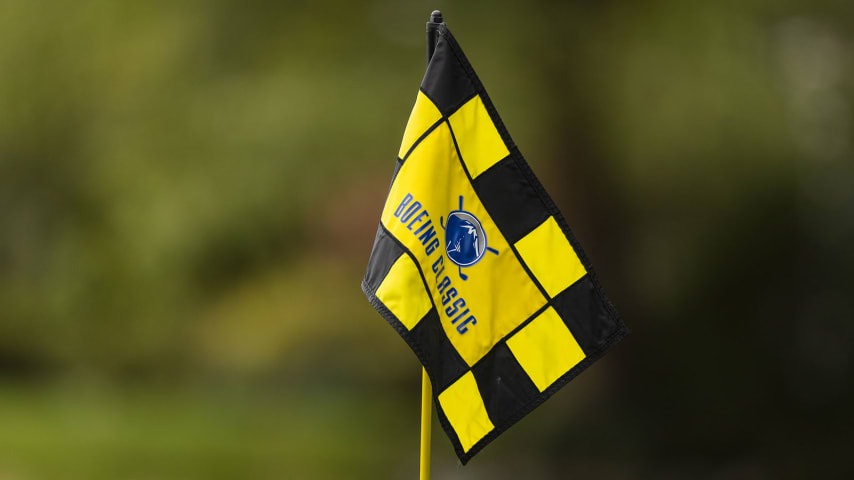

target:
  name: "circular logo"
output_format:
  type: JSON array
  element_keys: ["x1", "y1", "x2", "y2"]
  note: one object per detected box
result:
[{"x1": 445, "y1": 211, "x2": 488, "y2": 267}]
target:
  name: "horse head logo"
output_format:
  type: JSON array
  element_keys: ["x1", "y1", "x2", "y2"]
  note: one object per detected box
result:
[{"x1": 440, "y1": 196, "x2": 498, "y2": 280}]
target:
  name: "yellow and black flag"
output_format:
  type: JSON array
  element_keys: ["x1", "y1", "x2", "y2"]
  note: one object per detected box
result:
[{"x1": 362, "y1": 22, "x2": 627, "y2": 464}]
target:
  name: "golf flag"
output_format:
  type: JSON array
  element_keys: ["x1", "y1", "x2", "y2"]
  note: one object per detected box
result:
[{"x1": 362, "y1": 23, "x2": 627, "y2": 464}]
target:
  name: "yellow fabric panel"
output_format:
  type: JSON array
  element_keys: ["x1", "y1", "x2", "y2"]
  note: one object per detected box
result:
[
  {"x1": 506, "y1": 307, "x2": 586, "y2": 392},
  {"x1": 438, "y1": 371, "x2": 494, "y2": 453},
  {"x1": 375, "y1": 255, "x2": 433, "y2": 331},
  {"x1": 448, "y1": 95, "x2": 510, "y2": 178},
  {"x1": 514, "y1": 216, "x2": 587, "y2": 297},
  {"x1": 381, "y1": 122, "x2": 545, "y2": 366},
  {"x1": 398, "y1": 91, "x2": 443, "y2": 159}
]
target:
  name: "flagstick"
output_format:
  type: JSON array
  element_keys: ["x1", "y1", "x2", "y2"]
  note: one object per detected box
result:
[
  {"x1": 419, "y1": 10, "x2": 442, "y2": 480},
  {"x1": 419, "y1": 367, "x2": 432, "y2": 480}
]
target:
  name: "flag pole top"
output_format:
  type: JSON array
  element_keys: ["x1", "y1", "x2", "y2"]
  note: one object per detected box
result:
[{"x1": 426, "y1": 10, "x2": 443, "y2": 67}]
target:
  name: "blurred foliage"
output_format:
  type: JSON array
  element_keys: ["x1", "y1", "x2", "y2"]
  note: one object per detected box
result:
[{"x1": 1, "y1": 0, "x2": 852, "y2": 478}]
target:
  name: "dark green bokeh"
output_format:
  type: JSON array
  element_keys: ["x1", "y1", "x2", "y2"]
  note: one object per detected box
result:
[{"x1": 1, "y1": 1, "x2": 852, "y2": 478}]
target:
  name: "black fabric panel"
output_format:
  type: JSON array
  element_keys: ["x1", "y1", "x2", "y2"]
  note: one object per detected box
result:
[
  {"x1": 409, "y1": 308, "x2": 469, "y2": 393},
  {"x1": 389, "y1": 157, "x2": 403, "y2": 186},
  {"x1": 473, "y1": 155, "x2": 551, "y2": 244},
  {"x1": 471, "y1": 342, "x2": 540, "y2": 426},
  {"x1": 552, "y1": 275, "x2": 620, "y2": 356},
  {"x1": 421, "y1": 35, "x2": 476, "y2": 116},
  {"x1": 363, "y1": 225, "x2": 404, "y2": 292}
]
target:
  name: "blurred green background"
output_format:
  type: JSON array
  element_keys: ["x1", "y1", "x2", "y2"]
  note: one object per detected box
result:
[{"x1": 1, "y1": 0, "x2": 852, "y2": 478}]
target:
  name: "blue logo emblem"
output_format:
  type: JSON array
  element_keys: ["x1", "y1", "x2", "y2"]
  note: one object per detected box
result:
[{"x1": 440, "y1": 196, "x2": 498, "y2": 280}]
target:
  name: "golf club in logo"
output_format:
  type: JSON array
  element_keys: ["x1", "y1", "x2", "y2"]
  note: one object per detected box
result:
[{"x1": 440, "y1": 196, "x2": 498, "y2": 280}]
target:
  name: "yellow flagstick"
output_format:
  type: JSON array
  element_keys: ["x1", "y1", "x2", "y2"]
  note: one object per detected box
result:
[
  {"x1": 419, "y1": 10, "x2": 442, "y2": 480},
  {"x1": 419, "y1": 367, "x2": 432, "y2": 480}
]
